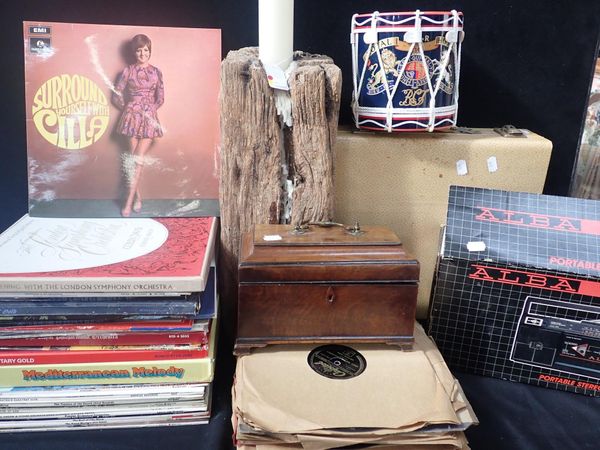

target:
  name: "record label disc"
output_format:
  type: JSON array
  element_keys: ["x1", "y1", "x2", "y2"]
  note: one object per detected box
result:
[{"x1": 307, "y1": 345, "x2": 366, "y2": 379}]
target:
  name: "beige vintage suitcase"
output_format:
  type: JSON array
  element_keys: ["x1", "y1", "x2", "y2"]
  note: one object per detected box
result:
[{"x1": 334, "y1": 127, "x2": 552, "y2": 317}]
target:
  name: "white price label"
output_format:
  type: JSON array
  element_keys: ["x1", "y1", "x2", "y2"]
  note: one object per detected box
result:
[
  {"x1": 487, "y1": 156, "x2": 498, "y2": 173},
  {"x1": 263, "y1": 64, "x2": 290, "y2": 91}
]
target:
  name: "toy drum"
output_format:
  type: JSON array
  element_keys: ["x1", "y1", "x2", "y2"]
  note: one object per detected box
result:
[{"x1": 351, "y1": 10, "x2": 464, "y2": 132}]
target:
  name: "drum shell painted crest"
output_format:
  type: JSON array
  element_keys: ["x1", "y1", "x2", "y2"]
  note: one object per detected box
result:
[{"x1": 351, "y1": 11, "x2": 464, "y2": 132}]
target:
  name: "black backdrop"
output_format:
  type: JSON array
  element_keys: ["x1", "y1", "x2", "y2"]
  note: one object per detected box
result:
[
  {"x1": 2, "y1": 0, "x2": 600, "y2": 223},
  {"x1": 1, "y1": 2, "x2": 600, "y2": 450}
]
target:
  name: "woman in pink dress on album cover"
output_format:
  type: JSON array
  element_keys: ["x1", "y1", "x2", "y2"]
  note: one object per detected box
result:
[{"x1": 112, "y1": 34, "x2": 164, "y2": 217}]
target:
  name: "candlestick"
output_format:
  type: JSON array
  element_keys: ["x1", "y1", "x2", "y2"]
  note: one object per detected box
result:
[{"x1": 259, "y1": 0, "x2": 294, "y2": 70}]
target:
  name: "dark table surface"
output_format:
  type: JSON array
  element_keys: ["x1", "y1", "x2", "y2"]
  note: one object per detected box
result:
[{"x1": 1, "y1": 319, "x2": 599, "y2": 450}]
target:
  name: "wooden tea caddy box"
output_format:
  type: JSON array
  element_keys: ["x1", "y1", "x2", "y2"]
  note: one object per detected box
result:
[{"x1": 235, "y1": 223, "x2": 419, "y2": 354}]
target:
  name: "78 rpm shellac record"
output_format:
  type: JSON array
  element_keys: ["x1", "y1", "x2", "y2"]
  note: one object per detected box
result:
[{"x1": 307, "y1": 345, "x2": 367, "y2": 379}]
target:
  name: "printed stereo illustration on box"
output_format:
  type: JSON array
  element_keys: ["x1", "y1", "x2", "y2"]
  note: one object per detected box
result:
[
  {"x1": 429, "y1": 186, "x2": 600, "y2": 396},
  {"x1": 511, "y1": 297, "x2": 600, "y2": 379}
]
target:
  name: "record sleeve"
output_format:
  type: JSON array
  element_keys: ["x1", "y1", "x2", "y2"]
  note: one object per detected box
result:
[
  {"x1": 0, "y1": 315, "x2": 217, "y2": 387},
  {"x1": 0, "y1": 215, "x2": 217, "y2": 293},
  {"x1": 0, "y1": 399, "x2": 208, "y2": 420},
  {"x1": 0, "y1": 410, "x2": 211, "y2": 432},
  {"x1": 0, "y1": 382, "x2": 206, "y2": 407},
  {"x1": 233, "y1": 323, "x2": 475, "y2": 434},
  {"x1": 0, "y1": 328, "x2": 209, "y2": 347},
  {"x1": 0, "y1": 267, "x2": 219, "y2": 314},
  {"x1": 0, "y1": 343, "x2": 210, "y2": 365},
  {"x1": 23, "y1": 21, "x2": 220, "y2": 218},
  {"x1": 0, "y1": 299, "x2": 199, "y2": 317}
]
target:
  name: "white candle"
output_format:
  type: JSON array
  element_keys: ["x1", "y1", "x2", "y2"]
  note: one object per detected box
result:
[{"x1": 259, "y1": 0, "x2": 294, "y2": 70}]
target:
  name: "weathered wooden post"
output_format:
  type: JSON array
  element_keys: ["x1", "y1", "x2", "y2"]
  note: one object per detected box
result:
[{"x1": 219, "y1": 47, "x2": 342, "y2": 323}]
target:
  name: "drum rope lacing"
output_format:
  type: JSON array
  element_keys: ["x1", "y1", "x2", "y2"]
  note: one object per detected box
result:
[{"x1": 351, "y1": 10, "x2": 463, "y2": 132}]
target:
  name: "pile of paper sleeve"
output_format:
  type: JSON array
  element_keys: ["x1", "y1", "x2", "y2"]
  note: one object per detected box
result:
[{"x1": 232, "y1": 323, "x2": 477, "y2": 450}]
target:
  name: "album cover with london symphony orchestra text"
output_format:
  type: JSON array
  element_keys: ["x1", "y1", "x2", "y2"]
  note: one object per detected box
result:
[{"x1": 0, "y1": 215, "x2": 217, "y2": 294}]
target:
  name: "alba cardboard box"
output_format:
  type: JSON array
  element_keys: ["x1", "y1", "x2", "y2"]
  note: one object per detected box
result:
[{"x1": 429, "y1": 186, "x2": 600, "y2": 396}]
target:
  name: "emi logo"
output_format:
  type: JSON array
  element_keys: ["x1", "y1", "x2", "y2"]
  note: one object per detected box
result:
[
  {"x1": 29, "y1": 26, "x2": 51, "y2": 34},
  {"x1": 29, "y1": 37, "x2": 51, "y2": 54}
]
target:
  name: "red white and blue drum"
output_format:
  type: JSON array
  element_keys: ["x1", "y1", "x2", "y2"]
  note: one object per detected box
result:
[{"x1": 351, "y1": 10, "x2": 464, "y2": 132}]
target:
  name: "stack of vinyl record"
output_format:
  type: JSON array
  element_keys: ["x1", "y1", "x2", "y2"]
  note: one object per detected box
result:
[
  {"x1": 0, "y1": 215, "x2": 219, "y2": 432},
  {"x1": 232, "y1": 323, "x2": 477, "y2": 449}
]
